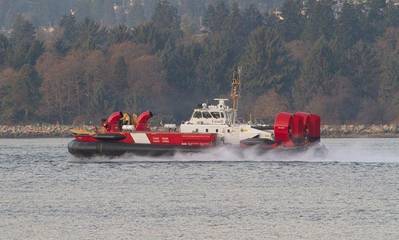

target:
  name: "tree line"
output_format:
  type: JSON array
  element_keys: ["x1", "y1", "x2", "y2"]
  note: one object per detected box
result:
[
  {"x1": 0, "y1": 0, "x2": 281, "y2": 29},
  {"x1": 1, "y1": 0, "x2": 399, "y2": 124}
]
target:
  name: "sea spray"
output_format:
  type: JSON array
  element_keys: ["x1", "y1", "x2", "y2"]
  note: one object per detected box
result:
[{"x1": 68, "y1": 138, "x2": 399, "y2": 164}]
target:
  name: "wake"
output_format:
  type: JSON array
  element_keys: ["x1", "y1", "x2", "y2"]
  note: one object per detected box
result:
[{"x1": 68, "y1": 138, "x2": 399, "y2": 164}]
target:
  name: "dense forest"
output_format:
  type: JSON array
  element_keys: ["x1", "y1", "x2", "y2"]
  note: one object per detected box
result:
[
  {"x1": 0, "y1": 0, "x2": 280, "y2": 28},
  {"x1": 1, "y1": 0, "x2": 399, "y2": 125}
]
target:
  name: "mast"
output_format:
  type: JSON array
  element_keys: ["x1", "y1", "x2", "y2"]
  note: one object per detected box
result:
[{"x1": 231, "y1": 66, "x2": 241, "y2": 124}]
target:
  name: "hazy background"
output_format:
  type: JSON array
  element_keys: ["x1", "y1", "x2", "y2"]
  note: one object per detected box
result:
[{"x1": 1, "y1": 0, "x2": 399, "y2": 125}]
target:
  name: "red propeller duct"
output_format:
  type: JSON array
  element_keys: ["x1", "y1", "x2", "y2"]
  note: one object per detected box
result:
[
  {"x1": 274, "y1": 112, "x2": 293, "y2": 144},
  {"x1": 135, "y1": 111, "x2": 153, "y2": 131}
]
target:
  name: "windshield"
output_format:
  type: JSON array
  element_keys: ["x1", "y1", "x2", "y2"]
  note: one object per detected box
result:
[
  {"x1": 193, "y1": 111, "x2": 202, "y2": 118},
  {"x1": 211, "y1": 112, "x2": 221, "y2": 119},
  {"x1": 203, "y1": 112, "x2": 212, "y2": 118}
]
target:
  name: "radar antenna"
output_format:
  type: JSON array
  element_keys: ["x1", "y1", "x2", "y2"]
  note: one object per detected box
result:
[{"x1": 231, "y1": 66, "x2": 241, "y2": 124}]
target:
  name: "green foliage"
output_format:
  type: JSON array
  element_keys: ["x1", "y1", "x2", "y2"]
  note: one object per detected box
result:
[
  {"x1": 294, "y1": 37, "x2": 336, "y2": 106},
  {"x1": 196, "y1": 33, "x2": 234, "y2": 95},
  {"x1": 242, "y1": 4, "x2": 264, "y2": 34},
  {"x1": 279, "y1": 0, "x2": 304, "y2": 41},
  {"x1": 152, "y1": 0, "x2": 180, "y2": 31},
  {"x1": 204, "y1": 2, "x2": 230, "y2": 32},
  {"x1": 335, "y1": 2, "x2": 363, "y2": 50},
  {"x1": 55, "y1": 15, "x2": 79, "y2": 54},
  {"x1": 302, "y1": 0, "x2": 336, "y2": 42},
  {"x1": 0, "y1": 34, "x2": 9, "y2": 66},
  {"x1": 8, "y1": 16, "x2": 44, "y2": 68},
  {"x1": 108, "y1": 25, "x2": 133, "y2": 45},
  {"x1": 3, "y1": 0, "x2": 399, "y2": 124},
  {"x1": 132, "y1": 0, "x2": 181, "y2": 52},
  {"x1": 75, "y1": 18, "x2": 108, "y2": 51},
  {"x1": 162, "y1": 42, "x2": 202, "y2": 90},
  {"x1": 384, "y1": 2, "x2": 399, "y2": 28},
  {"x1": 110, "y1": 56, "x2": 128, "y2": 109},
  {"x1": 344, "y1": 41, "x2": 379, "y2": 99},
  {"x1": 240, "y1": 27, "x2": 295, "y2": 96}
]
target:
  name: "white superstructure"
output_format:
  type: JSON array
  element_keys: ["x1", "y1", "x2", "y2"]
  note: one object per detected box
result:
[{"x1": 180, "y1": 99, "x2": 274, "y2": 144}]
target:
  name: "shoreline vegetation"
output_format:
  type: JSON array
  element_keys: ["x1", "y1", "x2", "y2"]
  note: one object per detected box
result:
[
  {"x1": 1, "y1": 124, "x2": 399, "y2": 138},
  {"x1": 3, "y1": 1, "x2": 399, "y2": 126}
]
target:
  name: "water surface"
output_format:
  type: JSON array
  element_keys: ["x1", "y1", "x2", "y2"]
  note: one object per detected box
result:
[{"x1": 1, "y1": 138, "x2": 398, "y2": 240}]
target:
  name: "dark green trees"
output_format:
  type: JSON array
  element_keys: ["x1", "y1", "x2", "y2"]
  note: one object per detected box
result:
[
  {"x1": 335, "y1": 2, "x2": 363, "y2": 51},
  {"x1": 3, "y1": 0, "x2": 399, "y2": 124},
  {"x1": 110, "y1": 56, "x2": 129, "y2": 109},
  {"x1": 240, "y1": 27, "x2": 295, "y2": 96},
  {"x1": 279, "y1": 0, "x2": 304, "y2": 41},
  {"x1": 55, "y1": 15, "x2": 78, "y2": 54},
  {"x1": 8, "y1": 16, "x2": 44, "y2": 68},
  {"x1": 302, "y1": 0, "x2": 335, "y2": 42},
  {"x1": 295, "y1": 37, "x2": 336, "y2": 104},
  {"x1": 0, "y1": 34, "x2": 9, "y2": 66},
  {"x1": 203, "y1": 2, "x2": 230, "y2": 32}
]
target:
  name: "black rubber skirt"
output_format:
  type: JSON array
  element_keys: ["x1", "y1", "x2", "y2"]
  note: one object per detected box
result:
[{"x1": 68, "y1": 140, "x2": 204, "y2": 157}]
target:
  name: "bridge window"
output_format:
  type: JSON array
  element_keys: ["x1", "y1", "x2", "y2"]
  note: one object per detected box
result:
[
  {"x1": 193, "y1": 111, "x2": 202, "y2": 118},
  {"x1": 221, "y1": 112, "x2": 225, "y2": 118},
  {"x1": 211, "y1": 112, "x2": 220, "y2": 119},
  {"x1": 216, "y1": 129, "x2": 219, "y2": 133},
  {"x1": 203, "y1": 111, "x2": 212, "y2": 119},
  {"x1": 206, "y1": 129, "x2": 208, "y2": 132}
]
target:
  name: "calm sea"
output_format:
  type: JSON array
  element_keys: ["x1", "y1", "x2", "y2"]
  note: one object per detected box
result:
[{"x1": 1, "y1": 138, "x2": 399, "y2": 240}]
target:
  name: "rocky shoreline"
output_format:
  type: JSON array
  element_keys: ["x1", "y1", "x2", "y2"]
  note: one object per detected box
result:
[
  {"x1": 0, "y1": 124, "x2": 73, "y2": 138},
  {"x1": 321, "y1": 124, "x2": 399, "y2": 138},
  {"x1": 1, "y1": 124, "x2": 399, "y2": 138}
]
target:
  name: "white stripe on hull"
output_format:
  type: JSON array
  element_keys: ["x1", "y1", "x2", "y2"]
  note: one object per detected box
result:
[{"x1": 131, "y1": 133, "x2": 151, "y2": 144}]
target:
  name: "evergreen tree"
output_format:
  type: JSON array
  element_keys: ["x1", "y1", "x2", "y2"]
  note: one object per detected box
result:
[
  {"x1": 344, "y1": 41, "x2": 379, "y2": 99},
  {"x1": 242, "y1": 4, "x2": 264, "y2": 35},
  {"x1": 75, "y1": 18, "x2": 108, "y2": 51},
  {"x1": 0, "y1": 34, "x2": 9, "y2": 66},
  {"x1": 55, "y1": 14, "x2": 79, "y2": 54},
  {"x1": 225, "y1": 2, "x2": 243, "y2": 34},
  {"x1": 162, "y1": 42, "x2": 202, "y2": 90},
  {"x1": 109, "y1": 25, "x2": 133, "y2": 45},
  {"x1": 111, "y1": 56, "x2": 128, "y2": 109},
  {"x1": 279, "y1": 0, "x2": 304, "y2": 41},
  {"x1": 295, "y1": 37, "x2": 336, "y2": 105},
  {"x1": 139, "y1": 0, "x2": 182, "y2": 52},
  {"x1": 335, "y1": 2, "x2": 362, "y2": 51},
  {"x1": 222, "y1": 2, "x2": 246, "y2": 61},
  {"x1": 363, "y1": 0, "x2": 386, "y2": 41},
  {"x1": 196, "y1": 33, "x2": 235, "y2": 96},
  {"x1": 9, "y1": 16, "x2": 44, "y2": 68},
  {"x1": 152, "y1": 0, "x2": 180, "y2": 31},
  {"x1": 203, "y1": 1, "x2": 230, "y2": 32},
  {"x1": 384, "y1": 1, "x2": 399, "y2": 28},
  {"x1": 379, "y1": 52, "x2": 399, "y2": 121},
  {"x1": 203, "y1": 4, "x2": 217, "y2": 31},
  {"x1": 10, "y1": 15, "x2": 35, "y2": 50},
  {"x1": 302, "y1": 0, "x2": 335, "y2": 42},
  {"x1": 240, "y1": 27, "x2": 296, "y2": 96}
]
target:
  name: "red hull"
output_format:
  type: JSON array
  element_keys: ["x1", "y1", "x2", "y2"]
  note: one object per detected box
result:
[{"x1": 74, "y1": 131, "x2": 217, "y2": 146}]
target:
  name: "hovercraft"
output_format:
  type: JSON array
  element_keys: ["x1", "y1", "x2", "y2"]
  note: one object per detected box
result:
[{"x1": 68, "y1": 68, "x2": 324, "y2": 157}]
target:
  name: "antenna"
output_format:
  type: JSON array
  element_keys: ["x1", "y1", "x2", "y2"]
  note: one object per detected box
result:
[{"x1": 231, "y1": 66, "x2": 241, "y2": 124}]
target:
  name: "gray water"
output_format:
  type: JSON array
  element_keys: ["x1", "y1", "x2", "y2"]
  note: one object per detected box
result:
[{"x1": 1, "y1": 138, "x2": 399, "y2": 240}]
